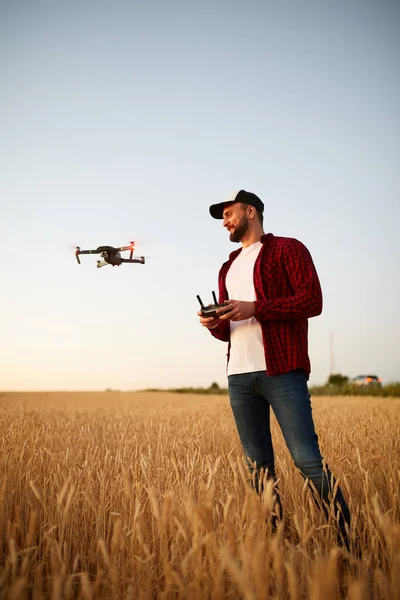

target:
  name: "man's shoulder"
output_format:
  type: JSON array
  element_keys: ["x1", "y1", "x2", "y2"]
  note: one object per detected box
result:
[
  {"x1": 219, "y1": 234, "x2": 308, "y2": 273},
  {"x1": 261, "y1": 233, "x2": 304, "y2": 251}
]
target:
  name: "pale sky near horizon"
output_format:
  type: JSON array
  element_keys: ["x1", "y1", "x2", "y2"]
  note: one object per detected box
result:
[{"x1": 1, "y1": 0, "x2": 399, "y2": 391}]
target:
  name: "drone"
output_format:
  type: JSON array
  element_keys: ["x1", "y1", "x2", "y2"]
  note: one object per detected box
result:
[{"x1": 75, "y1": 241, "x2": 145, "y2": 268}]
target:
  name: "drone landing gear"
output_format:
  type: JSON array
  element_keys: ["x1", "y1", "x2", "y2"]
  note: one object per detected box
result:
[{"x1": 97, "y1": 260, "x2": 110, "y2": 268}]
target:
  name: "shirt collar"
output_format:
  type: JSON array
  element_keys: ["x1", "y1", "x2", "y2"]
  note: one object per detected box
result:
[{"x1": 228, "y1": 233, "x2": 274, "y2": 261}]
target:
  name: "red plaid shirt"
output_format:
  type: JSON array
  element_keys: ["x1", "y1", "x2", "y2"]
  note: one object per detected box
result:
[{"x1": 210, "y1": 233, "x2": 323, "y2": 379}]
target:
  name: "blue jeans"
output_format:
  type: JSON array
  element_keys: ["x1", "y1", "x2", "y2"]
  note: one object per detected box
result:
[{"x1": 228, "y1": 369, "x2": 351, "y2": 544}]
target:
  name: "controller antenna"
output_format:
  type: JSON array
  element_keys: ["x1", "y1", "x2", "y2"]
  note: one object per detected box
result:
[
  {"x1": 212, "y1": 291, "x2": 218, "y2": 304},
  {"x1": 196, "y1": 295, "x2": 204, "y2": 307}
]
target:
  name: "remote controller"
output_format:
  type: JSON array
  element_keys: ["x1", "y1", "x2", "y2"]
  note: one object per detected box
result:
[{"x1": 197, "y1": 291, "x2": 228, "y2": 319}]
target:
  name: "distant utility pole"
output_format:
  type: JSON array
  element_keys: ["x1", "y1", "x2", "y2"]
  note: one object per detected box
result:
[{"x1": 330, "y1": 331, "x2": 335, "y2": 374}]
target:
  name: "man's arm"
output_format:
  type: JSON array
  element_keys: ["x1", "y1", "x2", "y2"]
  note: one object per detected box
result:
[
  {"x1": 209, "y1": 318, "x2": 230, "y2": 342},
  {"x1": 253, "y1": 239, "x2": 323, "y2": 321},
  {"x1": 198, "y1": 268, "x2": 231, "y2": 341},
  {"x1": 198, "y1": 311, "x2": 230, "y2": 341}
]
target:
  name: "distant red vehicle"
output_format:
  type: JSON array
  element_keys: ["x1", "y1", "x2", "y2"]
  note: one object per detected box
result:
[{"x1": 350, "y1": 375, "x2": 382, "y2": 387}]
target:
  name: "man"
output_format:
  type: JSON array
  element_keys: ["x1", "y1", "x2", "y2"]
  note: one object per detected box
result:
[{"x1": 198, "y1": 189, "x2": 351, "y2": 547}]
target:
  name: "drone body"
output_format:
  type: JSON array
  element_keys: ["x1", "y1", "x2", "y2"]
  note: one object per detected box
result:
[{"x1": 75, "y1": 242, "x2": 145, "y2": 268}]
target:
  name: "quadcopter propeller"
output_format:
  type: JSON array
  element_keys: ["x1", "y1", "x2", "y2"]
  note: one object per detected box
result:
[{"x1": 67, "y1": 242, "x2": 79, "y2": 251}]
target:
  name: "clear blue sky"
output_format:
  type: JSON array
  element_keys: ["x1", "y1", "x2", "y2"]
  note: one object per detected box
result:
[{"x1": 1, "y1": 0, "x2": 399, "y2": 390}]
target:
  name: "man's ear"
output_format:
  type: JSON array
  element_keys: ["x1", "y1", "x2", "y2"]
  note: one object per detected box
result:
[{"x1": 248, "y1": 205, "x2": 257, "y2": 220}]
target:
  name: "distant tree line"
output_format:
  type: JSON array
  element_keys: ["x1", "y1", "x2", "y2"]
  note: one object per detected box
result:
[
  {"x1": 143, "y1": 375, "x2": 400, "y2": 397},
  {"x1": 144, "y1": 382, "x2": 229, "y2": 395}
]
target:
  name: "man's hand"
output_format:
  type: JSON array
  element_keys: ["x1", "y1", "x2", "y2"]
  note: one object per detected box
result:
[
  {"x1": 217, "y1": 300, "x2": 255, "y2": 322},
  {"x1": 198, "y1": 311, "x2": 220, "y2": 330}
]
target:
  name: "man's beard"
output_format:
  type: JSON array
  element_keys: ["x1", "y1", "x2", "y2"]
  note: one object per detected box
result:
[{"x1": 229, "y1": 214, "x2": 249, "y2": 243}]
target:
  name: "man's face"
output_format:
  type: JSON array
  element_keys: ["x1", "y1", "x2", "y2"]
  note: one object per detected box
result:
[{"x1": 222, "y1": 203, "x2": 249, "y2": 243}]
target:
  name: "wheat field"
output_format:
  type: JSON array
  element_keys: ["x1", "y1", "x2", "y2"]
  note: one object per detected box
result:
[{"x1": 0, "y1": 391, "x2": 399, "y2": 600}]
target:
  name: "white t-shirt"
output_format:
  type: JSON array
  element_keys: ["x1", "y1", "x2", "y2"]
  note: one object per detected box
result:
[{"x1": 225, "y1": 241, "x2": 267, "y2": 375}]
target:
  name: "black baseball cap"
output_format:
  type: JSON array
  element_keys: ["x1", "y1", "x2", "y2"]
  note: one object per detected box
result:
[{"x1": 209, "y1": 189, "x2": 264, "y2": 219}]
